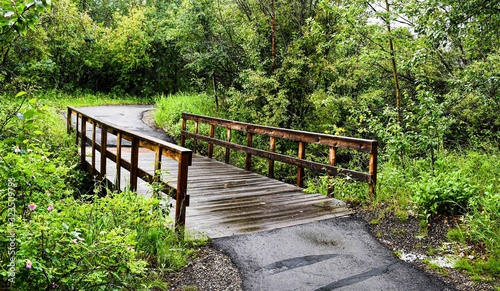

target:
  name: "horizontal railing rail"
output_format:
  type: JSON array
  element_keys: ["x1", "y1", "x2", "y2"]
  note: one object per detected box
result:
[
  {"x1": 181, "y1": 113, "x2": 378, "y2": 199},
  {"x1": 67, "y1": 106, "x2": 192, "y2": 230}
]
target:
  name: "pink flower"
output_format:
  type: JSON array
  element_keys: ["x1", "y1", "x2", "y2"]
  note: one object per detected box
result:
[
  {"x1": 47, "y1": 204, "x2": 54, "y2": 211},
  {"x1": 73, "y1": 239, "x2": 78, "y2": 244},
  {"x1": 26, "y1": 259, "x2": 32, "y2": 269},
  {"x1": 28, "y1": 203, "x2": 37, "y2": 211},
  {"x1": 14, "y1": 148, "x2": 21, "y2": 154},
  {"x1": 52, "y1": 282, "x2": 57, "y2": 289}
]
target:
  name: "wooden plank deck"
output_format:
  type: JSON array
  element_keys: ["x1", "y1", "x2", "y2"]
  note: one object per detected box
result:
[{"x1": 88, "y1": 146, "x2": 352, "y2": 238}]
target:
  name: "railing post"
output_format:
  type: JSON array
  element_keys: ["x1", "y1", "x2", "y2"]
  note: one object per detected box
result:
[
  {"x1": 115, "y1": 132, "x2": 122, "y2": 191},
  {"x1": 245, "y1": 132, "x2": 253, "y2": 171},
  {"x1": 153, "y1": 146, "x2": 163, "y2": 196},
  {"x1": 225, "y1": 127, "x2": 231, "y2": 164},
  {"x1": 369, "y1": 141, "x2": 378, "y2": 200},
  {"x1": 327, "y1": 146, "x2": 337, "y2": 197},
  {"x1": 66, "y1": 108, "x2": 72, "y2": 134},
  {"x1": 175, "y1": 151, "x2": 191, "y2": 234},
  {"x1": 208, "y1": 124, "x2": 215, "y2": 158},
  {"x1": 75, "y1": 113, "x2": 80, "y2": 146},
  {"x1": 130, "y1": 137, "x2": 139, "y2": 192},
  {"x1": 268, "y1": 136, "x2": 275, "y2": 178},
  {"x1": 297, "y1": 141, "x2": 306, "y2": 188},
  {"x1": 91, "y1": 122, "x2": 96, "y2": 176},
  {"x1": 100, "y1": 124, "x2": 107, "y2": 181},
  {"x1": 193, "y1": 121, "x2": 199, "y2": 154},
  {"x1": 80, "y1": 116, "x2": 87, "y2": 171},
  {"x1": 180, "y1": 118, "x2": 187, "y2": 147}
]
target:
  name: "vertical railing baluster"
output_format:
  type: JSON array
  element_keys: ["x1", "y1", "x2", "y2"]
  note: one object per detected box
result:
[
  {"x1": 208, "y1": 124, "x2": 215, "y2": 158},
  {"x1": 80, "y1": 116, "x2": 87, "y2": 171},
  {"x1": 369, "y1": 141, "x2": 378, "y2": 200},
  {"x1": 225, "y1": 127, "x2": 231, "y2": 164},
  {"x1": 75, "y1": 113, "x2": 80, "y2": 146},
  {"x1": 327, "y1": 146, "x2": 337, "y2": 197},
  {"x1": 130, "y1": 137, "x2": 139, "y2": 191},
  {"x1": 193, "y1": 121, "x2": 198, "y2": 154},
  {"x1": 100, "y1": 124, "x2": 108, "y2": 182},
  {"x1": 180, "y1": 118, "x2": 187, "y2": 147},
  {"x1": 175, "y1": 151, "x2": 191, "y2": 233},
  {"x1": 66, "y1": 108, "x2": 72, "y2": 134},
  {"x1": 297, "y1": 141, "x2": 306, "y2": 188},
  {"x1": 154, "y1": 146, "x2": 162, "y2": 195},
  {"x1": 115, "y1": 132, "x2": 122, "y2": 191},
  {"x1": 245, "y1": 132, "x2": 253, "y2": 171},
  {"x1": 91, "y1": 122, "x2": 96, "y2": 176},
  {"x1": 268, "y1": 136, "x2": 275, "y2": 178}
]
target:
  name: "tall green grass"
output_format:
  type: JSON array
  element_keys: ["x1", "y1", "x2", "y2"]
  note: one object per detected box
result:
[
  {"x1": 154, "y1": 92, "x2": 217, "y2": 140},
  {"x1": 36, "y1": 90, "x2": 153, "y2": 109}
]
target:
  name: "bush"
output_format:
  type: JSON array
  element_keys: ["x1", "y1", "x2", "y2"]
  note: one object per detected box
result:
[{"x1": 410, "y1": 171, "x2": 479, "y2": 221}]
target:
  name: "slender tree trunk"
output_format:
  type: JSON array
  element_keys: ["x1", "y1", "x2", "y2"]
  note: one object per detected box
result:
[
  {"x1": 270, "y1": 0, "x2": 277, "y2": 70},
  {"x1": 385, "y1": 0, "x2": 402, "y2": 127}
]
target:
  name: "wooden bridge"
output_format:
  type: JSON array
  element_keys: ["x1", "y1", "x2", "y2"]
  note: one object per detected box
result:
[{"x1": 67, "y1": 106, "x2": 378, "y2": 238}]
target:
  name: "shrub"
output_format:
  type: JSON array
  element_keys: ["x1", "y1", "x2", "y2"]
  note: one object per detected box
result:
[{"x1": 410, "y1": 171, "x2": 478, "y2": 222}]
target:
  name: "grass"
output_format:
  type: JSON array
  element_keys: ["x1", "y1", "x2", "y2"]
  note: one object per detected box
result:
[
  {"x1": 35, "y1": 89, "x2": 153, "y2": 109},
  {"x1": 153, "y1": 92, "x2": 217, "y2": 140}
]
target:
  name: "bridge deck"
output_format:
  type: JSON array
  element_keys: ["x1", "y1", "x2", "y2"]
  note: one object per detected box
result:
[{"x1": 88, "y1": 147, "x2": 352, "y2": 238}]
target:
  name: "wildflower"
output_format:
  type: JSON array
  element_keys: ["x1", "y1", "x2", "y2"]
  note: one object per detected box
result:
[
  {"x1": 26, "y1": 259, "x2": 32, "y2": 269},
  {"x1": 14, "y1": 148, "x2": 21, "y2": 154},
  {"x1": 72, "y1": 239, "x2": 78, "y2": 244},
  {"x1": 47, "y1": 204, "x2": 54, "y2": 211},
  {"x1": 52, "y1": 282, "x2": 57, "y2": 289},
  {"x1": 28, "y1": 203, "x2": 37, "y2": 211}
]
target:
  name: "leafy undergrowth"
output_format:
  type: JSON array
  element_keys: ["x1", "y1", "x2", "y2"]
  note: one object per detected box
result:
[
  {"x1": 357, "y1": 208, "x2": 499, "y2": 291},
  {"x1": 0, "y1": 93, "x2": 207, "y2": 290}
]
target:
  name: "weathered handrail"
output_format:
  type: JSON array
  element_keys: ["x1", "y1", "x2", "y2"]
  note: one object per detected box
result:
[
  {"x1": 181, "y1": 113, "x2": 378, "y2": 199},
  {"x1": 67, "y1": 106, "x2": 192, "y2": 229}
]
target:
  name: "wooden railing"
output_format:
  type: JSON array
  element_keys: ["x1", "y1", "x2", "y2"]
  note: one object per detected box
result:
[
  {"x1": 181, "y1": 113, "x2": 378, "y2": 199},
  {"x1": 67, "y1": 106, "x2": 192, "y2": 229}
]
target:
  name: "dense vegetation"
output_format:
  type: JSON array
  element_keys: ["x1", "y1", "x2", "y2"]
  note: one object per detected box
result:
[
  {"x1": 1, "y1": 0, "x2": 499, "y2": 288},
  {"x1": 0, "y1": 92, "x2": 206, "y2": 290}
]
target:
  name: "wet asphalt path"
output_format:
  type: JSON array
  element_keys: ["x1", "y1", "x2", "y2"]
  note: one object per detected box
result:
[{"x1": 75, "y1": 105, "x2": 453, "y2": 291}]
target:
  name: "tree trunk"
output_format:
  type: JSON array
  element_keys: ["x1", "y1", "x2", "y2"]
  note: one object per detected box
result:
[
  {"x1": 270, "y1": 0, "x2": 277, "y2": 70},
  {"x1": 385, "y1": 0, "x2": 402, "y2": 127}
]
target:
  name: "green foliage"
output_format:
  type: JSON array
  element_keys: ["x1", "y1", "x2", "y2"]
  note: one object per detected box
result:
[
  {"x1": 154, "y1": 92, "x2": 216, "y2": 140},
  {"x1": 410, "y1": 171, "x2": 478, "y2": 221},
  {"x1": 466, "y1": 189, "x2": 500, "y2": 257},
  {"x1": 0, "y1": 0, "x2": 52, "y2": 72},
  {"x1": 0, "y1": 94, "x2": 206, "y2": 289}
]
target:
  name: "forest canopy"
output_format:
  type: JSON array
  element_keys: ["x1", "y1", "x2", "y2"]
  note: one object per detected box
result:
[{"x1": 1, "y1": 0, "x2": 499, "y2": 153}]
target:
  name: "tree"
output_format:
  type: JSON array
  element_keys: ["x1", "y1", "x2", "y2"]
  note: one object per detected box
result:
[{"x1": 0, "y1": 0, "x2": 52, "y2": 85}]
